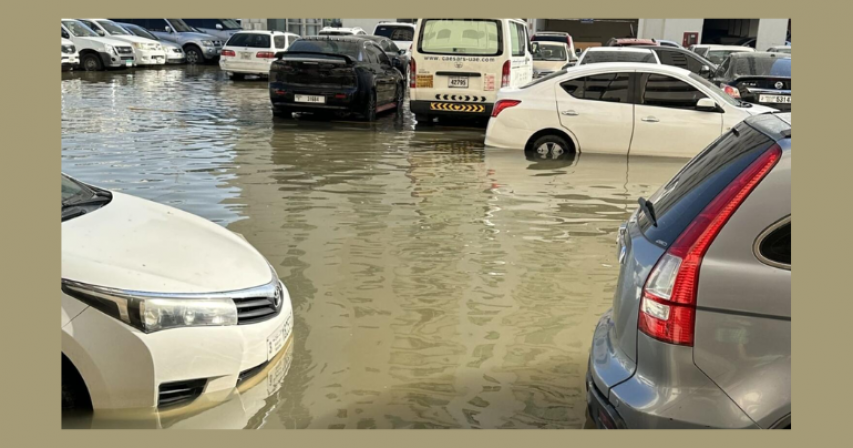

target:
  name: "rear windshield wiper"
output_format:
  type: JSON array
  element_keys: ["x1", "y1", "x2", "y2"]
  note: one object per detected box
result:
[{"x1": 637, "y1": 197, "x2": 658, "y2": 227}]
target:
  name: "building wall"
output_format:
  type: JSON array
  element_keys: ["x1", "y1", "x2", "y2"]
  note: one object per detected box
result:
[
  {"x1": 637, "y1": 19, "x2": 704, "y2": 44},
  {"x1": 756, "y1": 19, "x2": 789, "y2": 50}
]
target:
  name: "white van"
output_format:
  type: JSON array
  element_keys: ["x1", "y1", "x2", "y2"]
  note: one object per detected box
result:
[
  {"x1": 220, "y1": 30, "x2": 300, "y2": 79},
  {"x1": 409, "y1": 18, "x2": 533, "y2": 123}
]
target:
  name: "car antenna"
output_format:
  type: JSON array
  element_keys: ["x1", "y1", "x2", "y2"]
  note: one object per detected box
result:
[{"x1": 637, "y1": 197, "x2": 658, "y2": 227}]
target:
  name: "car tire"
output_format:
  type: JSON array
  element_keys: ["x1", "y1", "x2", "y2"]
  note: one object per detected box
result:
[
  {"x1": 530, "y1": 135, "x2": 572, "y2": 159},
  {"x1": 81, "y1": 53, "x2": 103, "y2": 72},
  {"x1": 362, "y1": 90, "x2": 377, "y2": 122},
  {"x1": 395, "y1": 83, "x2": 405, "y2": 109},
  {"x1": 185, "y1": 46, "x2": 203, "y2": 65},
  {"x1": 62, "y1": 356, "x2": 92, "y2": 411}
]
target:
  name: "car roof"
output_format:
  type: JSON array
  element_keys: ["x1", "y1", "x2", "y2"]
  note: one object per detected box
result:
[
  {"x1": 587, "y1": 47, "x2": 655, "y2": 53},
  {"x1": 705, "y1": 45, "x2": 754, "y2": 51},
  {"x1": 730, "y1": 51, "x2": 791, "y2": 60},
  {"x1": 535, "y1": 31, "x2": 570, "y2": 35},
  {"x1": 567, "y1": 61, "x2": 691, "y2": 75},
  {"x1": 536, "y1": 41, "x2": 569, "y2": 47},
  {"x1": 745, "y1": 112, "x2": 792, "y2": 141},
  {"x1": 376, "y1": 22, "x2": 415, "y2": 28},
  {"x1": 232, "y1": 30, "x2": 294, "y2": 36},
  {"x1": 300, "y1": 35, "x2": 372, "y2": 42}
]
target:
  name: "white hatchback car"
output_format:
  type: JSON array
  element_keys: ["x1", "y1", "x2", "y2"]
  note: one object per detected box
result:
[
  {"x1": 220, "y1": 30, "x2": 300, "y2": 79},
  {"x1": 78, "y1": 19, "x2": 166, "y2": 66},
  {"x1": 61, "y1": 173, "x2": 294, "y2": 412},
  {"x1": 485, "y1": 63, "x2": 776, "y2": 159}
]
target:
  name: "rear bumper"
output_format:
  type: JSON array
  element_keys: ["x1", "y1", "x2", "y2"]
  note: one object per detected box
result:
[
  {"x1": 220, "y1": 58, "x2": 272, "y2": 76},
  {"x1": 270, "y1": 82, "x2": 363, "y2": 112},
  {"x1": 586, "y1": 316, "x2": 759, "y2": 429},
  {"x1": 410, "y1": 100, "x2": 493, "y2": 117}
]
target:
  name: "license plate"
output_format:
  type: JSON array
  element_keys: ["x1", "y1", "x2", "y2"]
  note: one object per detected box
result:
[
  {"x1": 295, "y1": 94, "x2": 325, "y2": 104},
  {"x1": 125, "y1": 61, "x2": 133, "y2": 67},
  {"x1": 267, "y1": 345, "x2": 294, "y2": 395},
  {"x1": 449, "y1": 76, "x2": 469, "y2": 89},
  {"x1": 241, "y1": 52, "x2": 252, "y2": 60},
  {"x1": 759, "y1": 94, "x2": 791, "y2": 104},
  {"x1": 267, "y1": 324, "x2": 285, "y2": 360}
]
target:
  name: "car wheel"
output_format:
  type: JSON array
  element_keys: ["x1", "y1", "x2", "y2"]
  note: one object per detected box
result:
[
  {"x1": 185, "y1": 46, "x2": 203, "y2": 65},
  {"x1": 531, "y1": 135, "x2": 572, "y2": 159},
  {"x1": 62, "y1": 356, "x2": 92, "y2": 411},
  {"x1": 81, "y1": 54, "x2": 103, "y2": 72},
  {"x1": 362, "y1": 90, "x2": 377, "y2": 122}
]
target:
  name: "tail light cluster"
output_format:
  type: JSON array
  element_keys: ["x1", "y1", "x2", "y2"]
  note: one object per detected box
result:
[
  {"x1": 221, "y1": 49, "x2": 236, "y2": 57},
  {"x1": 721, "y1": 84, "x2": 741, "y2": 99},
  {"x1": 501, "y1": 60, "x2": 511, "y2": 88},
  {"x1": 256, "y1": 52, "x2": 276, "y2": 59},
  {"x1": 409, "y1": 57, "x2": 417, "y2": 89},
  {"x1": 638, "y1": 145, "x2": 782, "y2": 346},
  {"x1": 491, "y1": 100, "x2": 521, "y2": 118}
]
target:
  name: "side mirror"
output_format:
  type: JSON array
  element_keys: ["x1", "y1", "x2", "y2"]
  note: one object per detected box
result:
[
  {"x1": 165, "y1": 26, "x2": 172, "y2": 33},
  {"x1": 96, "y1": 29, "x2": 105, "y2": 36},
  {"x1": 62, "y1": 30, "x2": 70, "y2": 39},
  {"x1": 216, "y1": 23, "x2": 223, "y2": 30},
  {"x1": 696, "y1": 98, "x2": 719, "y2": 111},
  {"x1": 700, "y1": 64, "x2": 710, "y2": 74}
]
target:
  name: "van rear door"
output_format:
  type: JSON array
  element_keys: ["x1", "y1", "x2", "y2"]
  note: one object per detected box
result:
[{"x1": 507, "y1": 20, "x2": 532, "y2": 88}]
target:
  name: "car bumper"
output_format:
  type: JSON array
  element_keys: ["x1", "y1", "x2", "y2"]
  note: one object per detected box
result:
[
  {"x1": 62, "y1": 291, "x2": 294, "y2": 411},
  {"x1": 166, "y1": 55, "x2": 186, "y2": 64},
  {"x1": 203, "y1": 47, "x2": 222, "y2": 60},
  {"x1": 270, "y1": 83, "x2": 362, "y2": 113},
  {"x1": 586, "y1": 314, "x2": 759, "y2": 429},
  {"x1": 136, "y1": 49, "x2": 167, "y2": 66},
  {"x1": 62, "y1": 56, "x2": 79, "y2": 70},
  {"x1": 484, "y1": 115, "x2": 531, "y2": 149},
  {"x1": 220, "y1": 58, "x2": 272, "y2": 76},
  {"x1": 410, "y1": 100, "x2": 492, "y2": 118},
  {"x1": 99, "y1": 52, "x2": 135, "y2": 68}
]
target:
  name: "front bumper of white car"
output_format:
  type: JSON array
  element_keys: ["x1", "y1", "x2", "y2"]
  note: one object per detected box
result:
[
  {"x1": 135, "y1": 48, "x2": 167, "y2": 66},
  {"x1": 61, "y1": 279, "x2": 294, "y2": 411}
]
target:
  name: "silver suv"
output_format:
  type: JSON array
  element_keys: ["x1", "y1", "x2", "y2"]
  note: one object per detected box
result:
[
  {"x1": 587, "y1": 112, "x2": 791, "y2": 429},
  {"x1": 110, "y1": 19, "x2": 222, "y2": 64}
]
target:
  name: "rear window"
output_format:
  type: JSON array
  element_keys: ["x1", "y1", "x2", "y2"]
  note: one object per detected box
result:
[
  {"x1": 638, "y1": 123, "x2": 776, "y2": 248},
  {"x1": 225, "y1": 33, "x2": 271, "y2": 48},
  {"x1": 287, "y1": 40, "x2": 363, "y2": 60},
  {"x1": 733, "y1": 57, "x2": 791, "y2": 78},
  {"x1": 533, "y1": 34, "x2": 569, "y2": 44},
  {"x1": 580, "y1": 51, "x2": 656, "y2": 65},
  {"x1": 533, "y1": 44, "x2": 568, "y2": 61},
  {"x1": 418, "y1": 19, "x2": 501, "y2": 56},
  {"x1": 375, "y1": 26, "x2": 414, "y2": 42}
]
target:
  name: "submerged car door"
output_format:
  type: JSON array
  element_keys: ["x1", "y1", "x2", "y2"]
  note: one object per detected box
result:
[
  {"x1": 630, "y1": 72, "x2": 723, "y2": 158},
  {"x1": 554, "y1": 72, "x2": 635, "y2": 155}
]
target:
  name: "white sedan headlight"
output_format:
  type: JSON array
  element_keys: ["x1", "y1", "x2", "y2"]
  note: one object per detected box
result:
[
  {"x1": 133, "y1": 42, "x2": 144, "y2": 49},
  {"x1": 62, "y1": 279, "x2": 238, "y2": 333}
]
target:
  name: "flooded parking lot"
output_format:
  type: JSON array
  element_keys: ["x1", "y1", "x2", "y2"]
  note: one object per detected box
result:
[{"x1": 61, "y1": 65, "x2": 690, "y2": 429}]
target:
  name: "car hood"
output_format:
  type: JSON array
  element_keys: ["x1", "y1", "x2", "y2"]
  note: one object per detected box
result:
[
  {"x1": 62, "y1": 192, "x2": 272, "y2": 294},
  {"x1": 107, "y1": 34, "x2": 158, "y2": 45},
  {"x1": 75, "y1": 36, "x2": 133, "y2": 48},
  {"x1": 179, "y1": 31, "x2": 219, "y2": 41}
]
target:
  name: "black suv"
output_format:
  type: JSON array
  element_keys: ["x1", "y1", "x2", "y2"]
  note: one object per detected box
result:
[
  {"x1": 269, "y1": 36, "x2": 404, "y2": 121},
  {"x1": 635, "y1": 45, "x2": 717, "y2": 79}
]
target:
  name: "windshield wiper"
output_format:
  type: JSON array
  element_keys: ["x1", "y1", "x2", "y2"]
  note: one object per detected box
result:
[
  {"x1": 62, "y1": 190, "x2": 112, "y2": 209},
  {"x1": 637, "y1": 197, "x2": 658, "y2": 227}
]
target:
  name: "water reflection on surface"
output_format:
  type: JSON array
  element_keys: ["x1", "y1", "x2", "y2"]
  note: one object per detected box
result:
[{"x1": 61, "y1": 66, "x2": 688, "y2": 429}]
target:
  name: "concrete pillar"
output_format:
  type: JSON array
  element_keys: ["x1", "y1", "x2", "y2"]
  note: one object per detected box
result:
[{"x1": 756, "y1": 19, "x2": 789, "y2": 50}]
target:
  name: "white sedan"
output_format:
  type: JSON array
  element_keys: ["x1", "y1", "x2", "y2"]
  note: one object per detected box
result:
[
  {"x1": 485, "y1": 63, "x2": 776, "y2": 159},
  {"x1": 61, "y1": 173, "x2": 294, "y2": 412}
]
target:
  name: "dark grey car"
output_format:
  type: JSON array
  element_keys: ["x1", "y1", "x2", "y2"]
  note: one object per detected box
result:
[{"x1": 587, "y1": 112, "x2": 791, "y2": 429}]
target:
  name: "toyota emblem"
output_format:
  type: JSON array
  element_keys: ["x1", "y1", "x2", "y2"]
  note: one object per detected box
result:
[
  {"x1": 454, "y1": 62, "x2": 463, "y2": 69},
  {"x1": 774, "y1": 81, "x2": 784, "y2": 89}
]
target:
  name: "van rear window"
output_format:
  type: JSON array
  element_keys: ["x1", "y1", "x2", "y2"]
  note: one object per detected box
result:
[
  {"x1": 418, "y1": 19, "x2": 502, "y2": 56},
  {"x1": 638, "y1": 123, "x2": 775, "y2": 248}
]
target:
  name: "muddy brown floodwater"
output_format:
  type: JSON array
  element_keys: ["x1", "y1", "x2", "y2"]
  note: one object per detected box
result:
[{"x1": 61, "y1": 65, "x2": 690, "y2": 429}]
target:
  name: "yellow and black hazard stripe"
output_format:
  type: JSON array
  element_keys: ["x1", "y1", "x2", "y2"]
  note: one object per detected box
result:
[{"x1": 429, "y1": 102, "x2": 486, "y2": 113}]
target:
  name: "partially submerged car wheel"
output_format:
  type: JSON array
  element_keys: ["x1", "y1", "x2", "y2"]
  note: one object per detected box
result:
[
  {"x1": 185, "y1": 46, "x2": 203, "y2": 65},
  {"x1": 61, "y1": 355, "x2": 92, "y2": 411},
  {"x1": 531, "y1": 135, "x2": 571, "y2": 160},
  {"x1": 81, "y1": 54, "x2": 103, "y2": 72},
  {"x1": 362, "y1": 91, "x2": 377, "y2": 122}
]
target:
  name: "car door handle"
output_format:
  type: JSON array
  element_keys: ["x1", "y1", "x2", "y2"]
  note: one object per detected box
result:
[
  {"x1": 641, "y1": 116, "x2": 660, "y2": 123},
  {"x1": 561, "y1": 110, "x2": 579, "y2": 116}
]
